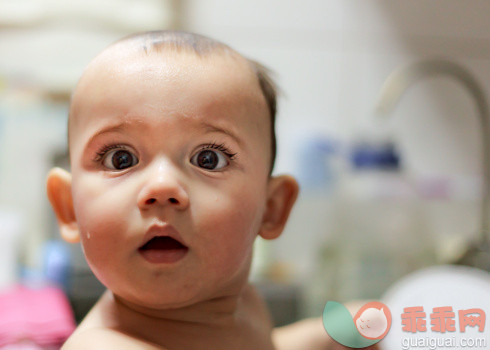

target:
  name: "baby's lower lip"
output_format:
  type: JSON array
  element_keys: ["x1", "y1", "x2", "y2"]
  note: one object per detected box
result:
[
  {"x1": 138, "y1": 236, "x2": 188, "y2": 264},
  {"x1": 139, "y1": 247, "x2": 188, "y2": 264}
]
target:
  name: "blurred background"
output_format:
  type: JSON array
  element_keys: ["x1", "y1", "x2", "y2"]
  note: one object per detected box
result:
[{"x1": 0, "y1": 0, "x2": 489, "y2": 336}]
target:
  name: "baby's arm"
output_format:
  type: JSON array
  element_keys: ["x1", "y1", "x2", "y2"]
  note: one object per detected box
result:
[
  {"x1": 272, "y1": 300, "x2": 381, "y2": 350},
  {"x1": 62, "y1": 328, "x2": 163, "y2": 350},
  {"x1": 272, "y1": 317, "x2": 380, "y2": 350},
  {"x1": 272, "y1": 317, "x2": 330, "y2": 350}
]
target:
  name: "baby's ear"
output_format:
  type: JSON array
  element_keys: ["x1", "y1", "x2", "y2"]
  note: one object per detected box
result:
[
  {"x1": 258, "y1": 175, "x2": 299, "y2": 240},
  {"x1": 46, "y1": 167, "x2": 80, "y2": 243}
]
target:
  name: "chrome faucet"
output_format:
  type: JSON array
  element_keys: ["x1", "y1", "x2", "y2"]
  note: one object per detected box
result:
[{"x1": 375, "y1": 58, "x2": 490, "y2": 271}]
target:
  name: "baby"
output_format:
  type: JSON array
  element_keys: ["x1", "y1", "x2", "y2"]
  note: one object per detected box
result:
[{"x1": 46, "y1": 30, "x2": 335, "y2": 349}]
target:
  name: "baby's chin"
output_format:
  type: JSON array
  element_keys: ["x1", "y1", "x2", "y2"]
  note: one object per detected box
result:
[{"x1": 88, "y1": 250, "x2": 254, "y2": 313}]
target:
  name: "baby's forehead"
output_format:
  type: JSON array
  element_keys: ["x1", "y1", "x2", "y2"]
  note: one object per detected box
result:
[
  {"x1": 68, "y1": 47, "x2": 268, "y2": 145},
  {"x1": 79, "y1": 48, "x2": 254, "y2": 91}
]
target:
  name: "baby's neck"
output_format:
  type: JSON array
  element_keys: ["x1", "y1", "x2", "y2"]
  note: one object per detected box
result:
[
  {"x1": 87, "y1": 283, "x2": 275, "y2": 349},
  {"x1": 112, "y1": 288, "x2": 243, "y2": 327}
]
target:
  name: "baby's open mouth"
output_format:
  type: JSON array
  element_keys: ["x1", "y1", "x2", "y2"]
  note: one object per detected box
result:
[{"x1": 138, "y1": 236, "x2": 188, "y2": 264}]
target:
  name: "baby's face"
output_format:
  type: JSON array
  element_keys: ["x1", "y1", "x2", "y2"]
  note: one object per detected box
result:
[{"x1": 68, "y1": 49, "x2": 272, "y2": 309}]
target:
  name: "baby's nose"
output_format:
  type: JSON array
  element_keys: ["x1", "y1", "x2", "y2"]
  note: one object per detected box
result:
[{"x1": 137, "y1": 160, "x2": 189, "y2": 210}]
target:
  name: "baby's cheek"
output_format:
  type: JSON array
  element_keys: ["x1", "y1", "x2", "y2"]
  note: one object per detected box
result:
[
  {"x1": 72, "y1": 176, "x2": 131, "y2": 265},
  {"x1": 73, "y1": 176, "x2": 130, "y2": 230},
  {"x1": 198, "y1": 192, "x2": 260, "y2": 269}
]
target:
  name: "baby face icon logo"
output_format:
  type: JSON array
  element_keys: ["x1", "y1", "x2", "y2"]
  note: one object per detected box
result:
[
  {"x1": 323, "y1": 301, "x2": 392, "y2": 348},
  {"x1": 354, "y1": 302, "x2": 391, "y2": 340}
]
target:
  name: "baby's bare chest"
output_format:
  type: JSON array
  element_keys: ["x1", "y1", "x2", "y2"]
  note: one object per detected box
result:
[{"x1": 152, "y1": 322, "x2": 276, "y2": 350}]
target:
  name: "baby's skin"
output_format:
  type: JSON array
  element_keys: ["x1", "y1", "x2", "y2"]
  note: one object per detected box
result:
[
  {"x1": 64, "y1": 285, "x2": 275, "y2": 349},
  {"x1": 47, "y1": 34, "x2": 299, "y2": 349}
]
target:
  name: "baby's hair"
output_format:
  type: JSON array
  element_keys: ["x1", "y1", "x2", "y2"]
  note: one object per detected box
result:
[{"x1": 70, "y1": 30, "x2": 278, "y2": 176}]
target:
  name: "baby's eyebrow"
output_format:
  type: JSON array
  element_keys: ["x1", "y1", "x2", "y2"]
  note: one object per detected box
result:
[
  {"x1": 199, "y1": 121, "x2": 243, "y2": 147},
  {"x1": 84, "y1": 119, "x2": 243, "y2": 148},
  {"x1": 85, "y1": 120, "x2": 139, "y2": 148}
]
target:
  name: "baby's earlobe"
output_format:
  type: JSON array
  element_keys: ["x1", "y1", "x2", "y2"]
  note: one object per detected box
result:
[
  {"x1": 259, "y1": 175, "x2": 299, "y2": 240},
  {"x1": 46, "y1": 168, "x2": 80, "y2": 243}
]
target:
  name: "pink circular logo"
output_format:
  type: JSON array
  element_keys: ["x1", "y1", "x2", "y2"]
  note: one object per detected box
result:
[{"x1": 353, "y1": 301, "x2": 392, "y2": 340}]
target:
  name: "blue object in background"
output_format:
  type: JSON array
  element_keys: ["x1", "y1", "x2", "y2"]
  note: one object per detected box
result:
[
  {"x1": 296, "y1": 135, "x2": 340, "y2": 194},
  {"x1": 350, "y1": 141, "x2": 401, "y2": 170},
  {"x1": 43, "y1": 240, "x2": 70, "y2": 291}
]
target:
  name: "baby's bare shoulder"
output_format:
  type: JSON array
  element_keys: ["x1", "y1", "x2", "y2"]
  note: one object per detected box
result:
[{"x1": 62, "y1": 328, "x2": 165, "y2": 350}]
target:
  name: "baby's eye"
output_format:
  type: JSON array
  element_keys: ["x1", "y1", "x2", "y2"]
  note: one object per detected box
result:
[
  {"x1": 191, "y1": 149, "x2": 229, "y2": 171},
  {"x1": 102, "y1": 148, "x2": 139, "y2": 170}
]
